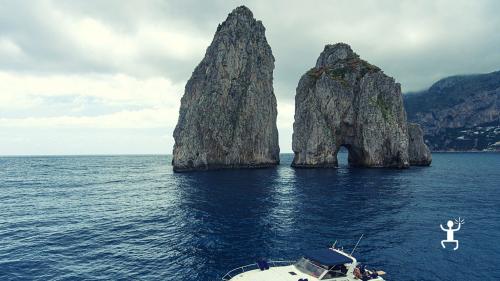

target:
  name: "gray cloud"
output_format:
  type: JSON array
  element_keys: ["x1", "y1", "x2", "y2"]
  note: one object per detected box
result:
[
  {"x1": 0, "y1": 1, "x2": 212, "y2": 79},
  {"x1": 2, "y1": 0, "x2": 500, "y2": 94}
]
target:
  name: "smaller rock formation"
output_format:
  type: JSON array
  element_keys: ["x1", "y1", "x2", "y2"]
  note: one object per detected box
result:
[
  {"x1": 292, "y1": 43, "x2": 410, "y2": 168},
  {"x1": 407, "y1": 123, "x2": 432, "y2": 166},
  {"x1": 172, "y1": 6, "x2": 279, "y2": 172}
]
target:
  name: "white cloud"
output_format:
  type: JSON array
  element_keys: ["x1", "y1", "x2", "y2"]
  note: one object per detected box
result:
[
  {"x1": 0, "y1": 71, "x2": 184, "y2": 110},
  {"x1": 0, "y1": 108, "x2": 175, "y2": 129},
  {"x1": 277, "y1": 100, "x2": 295, "y2": 152},
  {"x1": 277, "y1": 100, "x2": 294, "y2": 130},
  {"x1": 41, "y1": 2, "x2": 211, "y2": 74},
  {"x1": 61, "y1": 14, "x2": 209, "y2": 66},
  {"x1": 0, "y1": 71, "x2": 183, "y2": 149},
  {"x1": 0, "y1": 38, "x2": 24, "y2": 57},
  {"x1": 135, "y1": 24, "x2": 210, "y2": 61},
  {"x1": 0, "y1": 0, "x2": 211, "y2": 78}
]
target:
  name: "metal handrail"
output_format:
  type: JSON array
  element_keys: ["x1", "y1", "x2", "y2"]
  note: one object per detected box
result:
[{"x1": 221, "y1": 260, "x2": 295, "y2": 280}]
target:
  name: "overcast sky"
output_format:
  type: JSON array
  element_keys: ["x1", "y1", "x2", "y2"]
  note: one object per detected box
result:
[{"x1": 1, "y1": 0, "x2": 499, "y2": 155}]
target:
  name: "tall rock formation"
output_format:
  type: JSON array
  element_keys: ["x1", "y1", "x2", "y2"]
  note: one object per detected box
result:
[
  {"x1": 404, "y1": 71, "x2": 500, "y2": 151},
  {"x1": 292, "y1": 43, "x2": 410, "y2": 168},
  {"x1": 172, "y1": 6, "x2": 279, "y2": 172},
  {"x1": 407, "y1": 123, "x2": 432, "y2": 166}
]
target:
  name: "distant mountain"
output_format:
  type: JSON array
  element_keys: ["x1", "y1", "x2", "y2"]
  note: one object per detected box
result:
[{"x1": 404, "y1": 71, "x2": 500, "y2": 151}]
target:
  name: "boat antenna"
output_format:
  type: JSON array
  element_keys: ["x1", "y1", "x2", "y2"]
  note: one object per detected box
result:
[
  {"x1": 350, "y1": 234, "x2": 364, "y2": 255},
  {"x1": 331, "y1": 240, "x2": 337, "y2": 249}
]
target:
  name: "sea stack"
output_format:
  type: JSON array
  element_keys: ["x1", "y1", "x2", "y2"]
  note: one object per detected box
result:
[
  {"x1": 292, "y1": 43, "x2": 410, "y2": 168},
  {"x1": 172, "y1": 6, "x2": 279, "y2": 172},
  {"x1": 407, "y1": 123, "x2": 432, "y2": 166}
]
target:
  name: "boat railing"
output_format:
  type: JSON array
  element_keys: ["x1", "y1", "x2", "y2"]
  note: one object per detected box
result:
[{"x1": 221, "y1": 260, "x2": 295, "y2": 280}]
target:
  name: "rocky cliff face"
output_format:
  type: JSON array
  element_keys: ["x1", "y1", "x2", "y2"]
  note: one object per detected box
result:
[
  {"x1": 172, "y1": 6, "x2": 279, "y2": 172},
  {"x1": 292, "y1": 43, "x2": 410, "y2": 168},
  {"x1": 404, "y1": 71, "x2": 500, "y2": 151},
  {"x1": 407, "y1": 123, "x2": 432, "y2": 165}
]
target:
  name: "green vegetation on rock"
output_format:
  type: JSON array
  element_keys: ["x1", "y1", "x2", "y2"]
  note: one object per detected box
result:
[
  {"x1": 370, "y1": 94, "x2": 393, "y2": 122},
  {"x1": 307, "y1": 57, "x2": 380, "y2": 86}
]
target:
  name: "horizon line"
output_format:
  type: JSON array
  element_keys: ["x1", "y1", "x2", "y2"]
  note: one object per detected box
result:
[{"x1": 0, "y1": 152, "x2": 296, "y2": 157}]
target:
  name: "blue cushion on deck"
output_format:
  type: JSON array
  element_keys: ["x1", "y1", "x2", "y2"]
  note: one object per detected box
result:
[{"x1": 257, "y1": 260, "x2": 269, "y2": 271}]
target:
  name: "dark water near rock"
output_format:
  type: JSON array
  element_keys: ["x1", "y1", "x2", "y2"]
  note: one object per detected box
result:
[{"x1": 0, "y1": 153, "x2": 499, "y2": 281}]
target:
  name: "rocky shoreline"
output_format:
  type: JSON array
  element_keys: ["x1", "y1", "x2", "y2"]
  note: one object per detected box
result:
[{"x1": 404, "y1": 71, "x2": 499, "y2": 151}]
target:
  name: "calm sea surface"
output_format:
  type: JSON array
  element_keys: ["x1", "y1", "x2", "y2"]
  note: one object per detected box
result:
[{"x1": 0, "y1": 153, "x2": 499, "y2": 281}]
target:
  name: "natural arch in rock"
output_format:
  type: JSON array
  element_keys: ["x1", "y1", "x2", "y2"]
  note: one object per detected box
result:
[{"x1": 335, "y1": 144, "x2": 368, "y2": 167}]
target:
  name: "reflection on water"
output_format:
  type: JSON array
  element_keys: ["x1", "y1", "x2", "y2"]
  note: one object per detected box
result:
[
  {"x1": 0, "y1": 153, "x2": 499, "y2": 280},
  {"x1": 168, "y1": 154, "x2": 419, "y2": 280}
]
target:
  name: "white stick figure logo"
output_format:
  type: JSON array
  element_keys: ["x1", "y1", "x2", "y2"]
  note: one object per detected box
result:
[{"x1": 440, "y1": 217, "x2": 464, "y2": 250}]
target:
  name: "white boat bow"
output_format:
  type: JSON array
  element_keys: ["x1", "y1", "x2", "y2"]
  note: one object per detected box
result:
[{"x1": 222, "y1": 247, "x2": 385, "y2": 281}]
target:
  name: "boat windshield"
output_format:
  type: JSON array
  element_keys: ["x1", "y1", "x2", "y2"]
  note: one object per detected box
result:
[{"x1": 294, "y1": 257, "x2": 327, "y2": 278}]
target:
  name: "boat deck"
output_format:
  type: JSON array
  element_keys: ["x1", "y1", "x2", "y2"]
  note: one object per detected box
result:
[{"x1": 229, "y1": 265, "x2": 320, "y2": 281}]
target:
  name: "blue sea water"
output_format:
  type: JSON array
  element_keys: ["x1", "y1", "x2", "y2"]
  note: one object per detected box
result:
[{"x1": 0, "y1": 153, "x2": 499, "y2": 281}]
